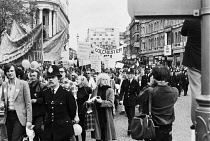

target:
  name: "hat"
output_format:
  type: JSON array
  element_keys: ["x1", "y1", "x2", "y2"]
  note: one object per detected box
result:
[
  {"x1": 127, "y1": 68, "x2": 135, "y2": 74},
  {"x1": 47, "y1": 65, "x2": 62, "y2": 78}
]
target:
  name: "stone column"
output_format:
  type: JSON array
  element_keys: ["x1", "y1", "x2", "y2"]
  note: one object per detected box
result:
[
  {"x1": 53, "y1": 11, "x2": 57, "y2": 35},
  {"x1": 39, "y1": 8, "x2": 43, "y2": 24},
  {"x1": 49, "y1": 9, "x2": 53, "y2": 37}
]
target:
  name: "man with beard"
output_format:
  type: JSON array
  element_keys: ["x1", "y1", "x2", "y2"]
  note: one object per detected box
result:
[
  {"x1": 42, "y1": 65, "x2": 77, "y2": 141},
  {"x1": 29, "y1": 69, "x2": 45, "y2": 141}
]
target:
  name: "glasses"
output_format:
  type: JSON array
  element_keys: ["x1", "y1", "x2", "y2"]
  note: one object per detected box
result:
[{"x1": 59, "y1": 71, "x2": 65, "y2": 73}]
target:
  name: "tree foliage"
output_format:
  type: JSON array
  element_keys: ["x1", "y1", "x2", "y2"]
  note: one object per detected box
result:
[{"x1": 0, "y1": 0, "x2": 37, "y2": 37}]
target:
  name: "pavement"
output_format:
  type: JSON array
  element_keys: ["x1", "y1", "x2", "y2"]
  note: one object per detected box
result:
[{"x1": 82, "y1": 91, "x2": 192, "y2": 141}]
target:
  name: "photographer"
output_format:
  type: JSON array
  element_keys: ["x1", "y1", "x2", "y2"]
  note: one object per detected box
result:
[{"x1": 137, "y1": 65, "x2": 178, "y2": 141}]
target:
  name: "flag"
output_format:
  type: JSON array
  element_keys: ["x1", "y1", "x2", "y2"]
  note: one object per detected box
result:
[
  {"x1": 10, "y1": 20, "x2": 27, "y2": 40},
  {"x1": 0, "y1": 24, "x2": 43, "y2": 64},
  {"x1": 43, "y1": 27, "x2": 68, "y2": 61}
]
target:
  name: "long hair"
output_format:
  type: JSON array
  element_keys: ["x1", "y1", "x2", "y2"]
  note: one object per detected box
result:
[
  {"x1": 78, "y1": 75, "x2": 89, "y2": 87},
  {"x1": 96, "y1": 73, "x2": 110, "y2": 86},
  {"x1": 3, "y1": 63, "x2": 18, "y2": 77}
]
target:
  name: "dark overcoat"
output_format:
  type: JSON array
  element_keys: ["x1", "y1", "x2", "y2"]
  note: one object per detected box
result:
[
  {"x1": 29, "y1": 81, "x2": 45, "y2": 117},
  {"x1": 119, "y1": 79, "x2": 140, "y2": 106},
  {"x1": 42, "y1": 86, "x2": 77, "y2": 141}
]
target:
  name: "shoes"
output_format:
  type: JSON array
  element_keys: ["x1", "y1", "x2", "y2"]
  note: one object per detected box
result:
[
  {"x1": 184, "y1": 94, "x2": 188, "y2": 96},
  {"x1": 127, "y1": 130, "x2": 131, "y2": 136}
]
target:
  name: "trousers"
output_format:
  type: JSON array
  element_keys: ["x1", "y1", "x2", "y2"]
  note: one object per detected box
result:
[{"x1": 187, "y1": 68, "x2": 201, "y2": 125}]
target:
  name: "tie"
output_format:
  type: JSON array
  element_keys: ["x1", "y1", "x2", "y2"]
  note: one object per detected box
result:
[{"x1": 52, "y1": 89, "x2": 55, "y2": 95}]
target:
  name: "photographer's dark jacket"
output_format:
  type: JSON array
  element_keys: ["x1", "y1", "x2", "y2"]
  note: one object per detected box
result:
[{"x1": 137, "y1": 83, "x2": 178, "y2": 126}]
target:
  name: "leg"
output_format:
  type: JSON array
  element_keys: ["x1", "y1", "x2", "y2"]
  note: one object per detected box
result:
[
  {"x1": 187, "y1": 68, "x2": 201, "y2": 126},
  {"x1": 125, "y1": 106, "x2": 135, "y2": 135},
  {"x1": 11, "y1": 114, "x2": 25, "y2": 141},
  {"x1": 33, "y1": 116, "x2": 44, "y2": 141},
  {"x1": 154, "y1": 127, "x2": 172, "y2": 141},
  {"x1": 6, "y1": 113, "x2": 14, "y2": 141}
]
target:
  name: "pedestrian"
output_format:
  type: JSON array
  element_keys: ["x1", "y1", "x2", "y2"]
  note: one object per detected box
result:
[
  {"x1": 2, "y1": 63, "x2": 33, "y2": 141},
  {"x1": 89, "y1": 73, "x2": 117, "y2": 141},
  {"x1": 181, "y1": 19, "x2": 201, "y2": 127},
  {"x1": 0, "y1": 69, "x2": 8, "y2": 141},
  {"x1": 119, "y1": 68, "x2": 140, "y2": 136},
  {"x1": 181, "y1": 70, "x2": 189, "y2": 96},
  {"x1": 42, "y1": 65, "x2": 77, "y2": 141},
  {"x1": 75, "y1": 76, "x2": 92, "y2": 141},
  {"x1": 137, "y1": 65, "x2": 178, "y2": 141},
  {"x1": 29, "y1": 69, "x2": 45, "y2": 141}
]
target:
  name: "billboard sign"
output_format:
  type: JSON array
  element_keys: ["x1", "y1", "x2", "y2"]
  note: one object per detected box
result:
[{"x1": 128, "y1": 0, "x2": 201, "y2": 19}]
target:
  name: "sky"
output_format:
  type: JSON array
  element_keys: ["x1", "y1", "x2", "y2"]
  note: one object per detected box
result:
[{"x1": 68, "y1": 0, "x2": 131, "y2": 50}]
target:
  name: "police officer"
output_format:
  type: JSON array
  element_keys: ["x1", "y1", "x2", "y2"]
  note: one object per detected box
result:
[
  {"x1": 119, "y1": 68, "x2": 140, "y2": 136},
  {"x1": 29, "y1": 69, "x2": 45, "y2": 141},
  {"x1": 42, "y1": 65, "x2": 77, "y2": 141}
]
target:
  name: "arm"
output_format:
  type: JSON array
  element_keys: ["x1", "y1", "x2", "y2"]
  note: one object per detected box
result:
[
  {"x1": 36, "y1": 83, "x2": 45, "y2": 104},
  {"x1": 23, "y1": 81, "x2": 32, "y2": 126},
  {"x1": 119, "y1": 80, "x2": 125, "y2": 101},
  {"x1": 137, "y1": 88, "x2": 150, "y2": 105},
  {"x1": 67, "y1": 91, "x2": 77, "y2": 120},
  {"x1": 181, "y1": 20, "x2": 189, "y2": 36}
]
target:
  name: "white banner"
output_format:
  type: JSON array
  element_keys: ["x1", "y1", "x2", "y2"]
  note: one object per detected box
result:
[
  {"x1": 90, "y1": 54, "x2": 101, "y2": 72},
  {"x1": 92, "y1": 44, "x2": 123, "y2": 63},
  {"x1": 164, "y1": 45, "x2": 172, "y2": 56},
  {"x1": 77, "y1": 42, "x2": 90, "y2": 60}
]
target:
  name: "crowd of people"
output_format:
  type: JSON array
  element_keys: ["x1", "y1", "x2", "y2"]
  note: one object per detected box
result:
[{"x1": 0, "y1": 61, "x2": 191, "y2": 141}]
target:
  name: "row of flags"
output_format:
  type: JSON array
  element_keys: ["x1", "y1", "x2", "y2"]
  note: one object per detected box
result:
[{"x1": 0, "y1": 20, "x2": 68, "y2": 64}]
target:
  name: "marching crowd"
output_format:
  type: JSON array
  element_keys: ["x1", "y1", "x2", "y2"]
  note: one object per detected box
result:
[{"x1": 0, "y1": 62, "x2": 189, "y2": 141}]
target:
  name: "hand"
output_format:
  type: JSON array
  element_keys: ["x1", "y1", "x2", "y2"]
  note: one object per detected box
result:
[
  {"x1": 119, "y1": 101, "x2": 123, "y2": 105},
  {"x1": 95, "y1": 96, "x2": 102, "y2": 103},
  {"x1": 74, "y1": 114, "x2": 80, "y2": 124},
  {"x1": 0, "y1": 103, "x2": 4, "y2": 110},
  {"x1": 31, "y1": 99, "x2": 37, "y2": 103},
  {"x1": 90, "y1": 96, "x2": 97, "y2": 102},
  {"x1": 26, "y1": 122, "x2": 33, "y2": 130}
]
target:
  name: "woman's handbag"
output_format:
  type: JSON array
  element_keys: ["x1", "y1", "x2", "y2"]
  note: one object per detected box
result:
[{"x1": 131, "y1": 87, "x2": 156, "y2": 140}]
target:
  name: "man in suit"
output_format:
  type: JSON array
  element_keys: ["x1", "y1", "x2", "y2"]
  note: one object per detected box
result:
[
  {"x1": 29, "y1": 69, "x2": 45, "y2": 141},
  {"x1": 1, "y1": 63, "x2": 32, "y2": 141},
  {"x1": 42, "y1": 65, "x2": 77, "y2": 141},
  {"x1": 119, "y1": 68, "x2": 140, "y2": 135}
]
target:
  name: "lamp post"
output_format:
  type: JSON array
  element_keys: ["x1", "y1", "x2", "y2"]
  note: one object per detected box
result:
[{"x1": 195, "y1": 0, "x2": 210, "y2": 141}]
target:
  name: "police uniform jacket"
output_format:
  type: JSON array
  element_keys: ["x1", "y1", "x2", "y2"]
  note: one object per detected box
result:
[
  {"x1": 141, "y1": 74, "x2": 150, "y2": 90},
  {"x1": 43, "y1": 86, "x2": 77, "y2": 141},
  {"x1": 119, "y1": 79, "x2": 140, "y2": 106},
  {"x1": 29, "y1": 81, "x2": 45, "y2": 117}
]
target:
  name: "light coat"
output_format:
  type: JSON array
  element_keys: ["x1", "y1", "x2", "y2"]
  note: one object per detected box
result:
[
  {"x1": 91, "y1": 87, "x2": 117, "y2": 141},
  {"x1": 1, "y1": 79, "x2": 32, "y2": 126}
]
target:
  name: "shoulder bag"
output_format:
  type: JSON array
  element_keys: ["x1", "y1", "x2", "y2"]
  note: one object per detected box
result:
[{"x1": 130, "y1": 87, "x2": 156, "y2": 140}]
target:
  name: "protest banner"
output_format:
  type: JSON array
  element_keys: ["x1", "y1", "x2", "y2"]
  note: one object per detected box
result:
[
  {"x1": 77, "y1": 41, "x2": 90, "y2": 60},
  {"x1": 90, "y1": 53, "x2": 101, "y2": 72}
]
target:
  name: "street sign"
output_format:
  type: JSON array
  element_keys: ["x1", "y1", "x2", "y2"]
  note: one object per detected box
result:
[{"x1": 128, "y1": 0, "x2": 201, "y2": 19}]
